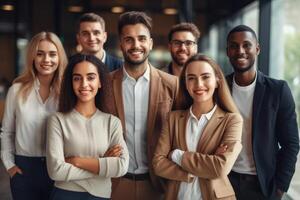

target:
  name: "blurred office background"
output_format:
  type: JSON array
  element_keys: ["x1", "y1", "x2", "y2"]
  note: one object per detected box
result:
[{"x1": 0, "y1": 0, "x2": 299, "y2": 199}]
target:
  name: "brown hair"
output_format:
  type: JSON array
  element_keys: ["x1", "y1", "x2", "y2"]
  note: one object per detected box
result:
[
  {"x1": 77, "y1": 12, "x2": 105, "y2": 32},
  {"x1": 118, "y1": 11, "x2": 152, "y2": 35},
  {"x1": 178, "y1": 53, "x2": 239, "y2": 113},
  {"x1": 168, "y1": 22, "x2": 200, "y2": 42},
  {"x1": 14, "y1": 31, "x2": 67, "y2": 102}
]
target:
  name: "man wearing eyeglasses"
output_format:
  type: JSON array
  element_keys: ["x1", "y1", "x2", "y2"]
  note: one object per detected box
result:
[
  {"x1": 76, "y1": 13, "x2": 123, "y2": 72},
  {"x1": 163, "y1": 23, "x2": 200, "y2": 76}
]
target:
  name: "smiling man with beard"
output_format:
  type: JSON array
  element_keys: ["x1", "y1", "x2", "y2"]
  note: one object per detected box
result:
[
  {"x1": 163, "y1": 23, "x2": 200, "y2": 76},
  {"x1": 109, "y1": 11, "x2": 180, "y2": 200},
  {"x1": 225, "y1": 25, "x2": 299, "y2": 200}
]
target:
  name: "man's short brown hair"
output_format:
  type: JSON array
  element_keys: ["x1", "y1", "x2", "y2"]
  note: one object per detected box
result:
[
  {"x1": 118, "y1": 11, "x2": 152, "y2": 35},
  {"x1": 168, "y1": 22, "x2": 200, "y2": 42},
  {"x1": 77, "y1": 12, "x2": 105, "y2": 32}
]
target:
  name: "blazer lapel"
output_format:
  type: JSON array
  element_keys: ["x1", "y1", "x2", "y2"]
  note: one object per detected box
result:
[
  {"x1": 146, "y1": 66, "x2": 160, "y2": 140},
  {"x1": 112, "y1": 68, "x2": 126, "y2": 133},
  {"x1": 197, "y1": 107, "x2": 224, "y2": 153},
  {"x1": 178, "y1": 110, "x2": 189, "y2": 151},
  {"x1": 252, "y1": 71, "x2": 266, "y2": 136}
]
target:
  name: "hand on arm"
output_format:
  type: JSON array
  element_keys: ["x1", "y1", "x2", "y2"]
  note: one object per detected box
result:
[
  {"x1": 104, "y1": 144, "x2": 123, "y2": 157},
  {"x1": 180, "y1": 114, "x2": 243, "y2": 179},
  {"x1": 64, "y1": 144, "x2": 123, "y2": 175},
  {"x1": 170, "y1": 143, "x2": 229, "y2": 166},
  {"x1": 215, "y1": 144, "x2": 228, "y2": 155},
  {"x1": 97, "y1": 116, "x2": 129, "y2": 178}
]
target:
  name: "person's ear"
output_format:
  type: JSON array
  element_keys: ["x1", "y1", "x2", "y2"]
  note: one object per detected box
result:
[{"x1": 256, "y1": 43, "x2": 261, "y2": 55}]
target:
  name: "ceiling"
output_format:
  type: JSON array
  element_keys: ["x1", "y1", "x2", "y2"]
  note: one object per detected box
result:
[
  {"x1": 66, "y1": 0, "x2": 256, "y2": 31},
  {"x1": 0, "y1": 0, "x2": 256, "y2": 35}
]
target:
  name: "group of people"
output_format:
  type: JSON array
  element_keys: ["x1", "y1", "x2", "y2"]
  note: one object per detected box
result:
[{"x1": 0, "y1": 10, "x2": 299, "y2": 200}]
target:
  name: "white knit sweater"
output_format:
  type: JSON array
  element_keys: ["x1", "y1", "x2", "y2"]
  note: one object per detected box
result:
[{"x1": 46, "y1": 109, "x2": 129, "y2": 198}]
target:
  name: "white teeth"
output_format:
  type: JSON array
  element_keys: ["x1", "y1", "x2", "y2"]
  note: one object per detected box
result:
[
  {"x1": 41, "y1": 65, "x2": 51, "y2": 69},
  {"x1": 79, "y1": 90, "x2": 90, "y2": 95},
  {"x1": 130, "y1": 51, "x2": 142, "y2": 56}
]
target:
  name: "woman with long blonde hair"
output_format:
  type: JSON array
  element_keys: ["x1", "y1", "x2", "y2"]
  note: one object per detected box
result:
[
  {"x1": 153, "y1": 54, "x2": 243, "y2": 200},
  {"x1": 1, "y1": 31, "x2": 67, "y2": 200}
]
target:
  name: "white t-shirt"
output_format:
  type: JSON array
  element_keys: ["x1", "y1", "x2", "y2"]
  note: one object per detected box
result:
[{"x1": 231, "y1": 74, "x2": 257, "y2": 175}]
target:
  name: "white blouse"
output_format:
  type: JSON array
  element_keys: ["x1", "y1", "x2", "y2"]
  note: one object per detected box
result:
[
  {"x1": 172, "y1": 105, "x2": 217, "y2": 200},
  {"x1": 1, "y1": 79, "x2": 57, "y2": 170}
]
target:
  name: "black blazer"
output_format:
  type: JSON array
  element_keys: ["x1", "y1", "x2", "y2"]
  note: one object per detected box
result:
[
  {"x1": 226, "y1": 71, "x2": 299, "y2": 197},
  {"x1": 105, "y1": 53, "x2": 123, "y2": 72}
]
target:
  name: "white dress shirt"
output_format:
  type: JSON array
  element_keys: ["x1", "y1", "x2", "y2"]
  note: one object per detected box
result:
[
  {"x1": 122, "y1": 66, "x2": 150, "y2": 174},
  {"x1": 1, "y1": 79, "x2": 57, "y2": 170},
  {"x1": 172, "y1": 105, "x2": 217, "y2": 200},
  {"x1": 232, "y1": 73, "x2": 257, "y2": 175},
  {"x1": 101, "y1": 50, "x2": 106, "y2": 63}
]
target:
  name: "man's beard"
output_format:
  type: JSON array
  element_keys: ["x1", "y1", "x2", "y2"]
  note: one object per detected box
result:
[
  {"x1": 123, "y1": 51, "x2": 149, "y2": 68},
  {"x1": 171, "y1": 54, "x2": 185, "y2": 67},
  {"x1": 231, "y1": 60, "x2": 255, "y2": 73}
]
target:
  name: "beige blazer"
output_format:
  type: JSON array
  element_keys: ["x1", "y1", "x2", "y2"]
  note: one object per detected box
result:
[
  {"x1": 153, "y1": 107, "x2": 243, "y2": 200},
  {"x1": 110, "y1": 65, "x2": 179, "y2": 191}
]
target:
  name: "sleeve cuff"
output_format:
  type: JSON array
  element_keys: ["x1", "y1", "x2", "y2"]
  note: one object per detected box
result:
[
  {"x1": 171, "y1": 149, "x2": 184, "y2": 166},
  {"x1": 1, "y1": 154, "x2": 15, "y2": 170},
  {"x1": 98, "y1": 158, "x2": 107, "y2": 177}
]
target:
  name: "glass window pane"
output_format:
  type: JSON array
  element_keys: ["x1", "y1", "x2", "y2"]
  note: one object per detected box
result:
[{"x1": 270, "y1": 0, "x2": 300, "y2": 198}]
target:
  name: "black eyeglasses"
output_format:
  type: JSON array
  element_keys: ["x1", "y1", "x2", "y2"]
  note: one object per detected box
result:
[{"x1": 170, "y1": 40, "x2": 196, "y2": 48}]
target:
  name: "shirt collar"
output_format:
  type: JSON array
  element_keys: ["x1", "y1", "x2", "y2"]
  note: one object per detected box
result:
[
  {"x1": 33, "y1": 78, "x2": 40, "y2": 91},
  {"x1": 34, "y1": 78, "x2": 53, "y2": 92},
  {"x1": 189, "y1": 104, "x2": 217, "y2": 122},
  {"x1": 122, "y1": 64, "x2": 150, "y2": 82},
  {"x1": 233, "y1": 70, "x2": 257, "y2": 88},
  {"x1": 101, "y1": 50, "x2": 106, "y2": 63}
]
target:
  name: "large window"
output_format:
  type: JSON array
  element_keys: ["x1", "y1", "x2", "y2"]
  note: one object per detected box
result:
[
  {"x1": 201, "y1": 1, "x2": 258, "y2": 74},
  {"x1": 270, "y1": 0, "x2": 300, "y2": 198}
]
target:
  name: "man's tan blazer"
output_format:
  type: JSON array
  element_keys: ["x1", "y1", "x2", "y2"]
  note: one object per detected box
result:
[
  {"x1": 110, "y1": 65, "x2": 179, "y2": 192},
  {"x1": 153, "y1": 107, "x2": 243, "y2": 200}
]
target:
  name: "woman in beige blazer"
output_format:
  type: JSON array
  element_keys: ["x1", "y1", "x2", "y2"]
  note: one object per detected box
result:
[{"x1": 153, "y1": 54, "x2": 243, "y2": 200}]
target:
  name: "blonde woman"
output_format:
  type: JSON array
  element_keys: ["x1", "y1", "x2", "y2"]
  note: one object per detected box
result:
[
  {"x1": 0, "y1": 32, "x2": 67, "y2": 200},
  {"x1": 153, "y1": 54, "x2": 243, "y2": 200}
]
